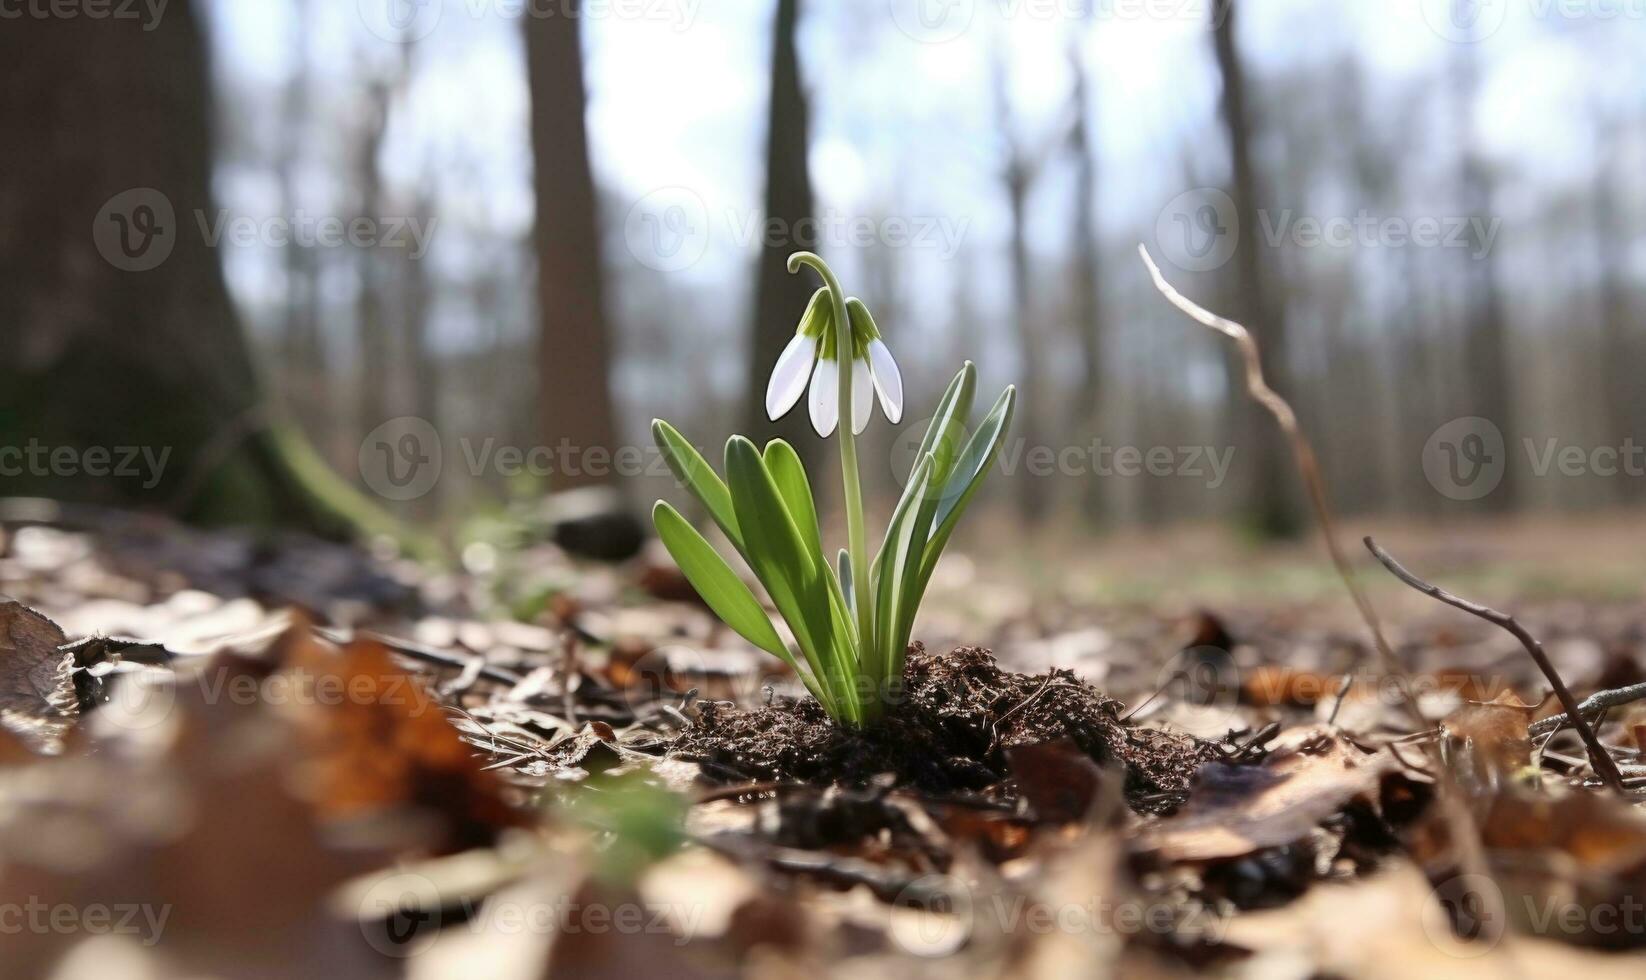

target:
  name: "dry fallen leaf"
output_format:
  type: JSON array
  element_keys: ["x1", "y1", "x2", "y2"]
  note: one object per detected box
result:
[
  {"x1": 1136, "y1": 727, "x2": 1399, "y2": 862},
  {"x1": 0, "y1": 600, "x2": 77, "y2": 751},
  {"x1": 1441, "y1": 691, "x2": 1538, "y2": 794},
  {"x1": 282, "y1": 628, "x2": 533, "y2": 853}
]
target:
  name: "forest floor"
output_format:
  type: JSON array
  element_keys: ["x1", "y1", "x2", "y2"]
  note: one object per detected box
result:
[{"x1": 3, "y1": 500, "x2": 1646, "y2": 978}]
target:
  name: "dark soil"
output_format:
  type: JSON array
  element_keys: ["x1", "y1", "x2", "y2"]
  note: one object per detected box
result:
[{"x1": 670, "y1": 644, "x2": 1208, "y2": 814}]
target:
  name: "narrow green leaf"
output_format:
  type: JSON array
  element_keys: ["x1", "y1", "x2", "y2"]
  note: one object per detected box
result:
[
  {"x1": 838, "y1": 549, "x2": 853, "y2": 617},
  {"x1": 724, "y1": 437, "x2": 857, "y2": 723},
  {"x1": 919, "y1": 385, "x2": 1016, "y2": 590},
  {"x1": 651, "y1": 502, "x2": 828, "y2": 704},
  {"x1": 763, "y1": 440, "x2": 821, "y2": 550},
  {"x1": 871, "y1": 454, "x2": 935, "y2": 692},
  {"x1": 652, "y1": 420, "x2": 741, "y2": 551},
  {"x1": 914, "y1": 362, "x2": 976, "y2": 488},
  {"x1": 766, "y1": 439, "x2": 859, "y2": 653}
]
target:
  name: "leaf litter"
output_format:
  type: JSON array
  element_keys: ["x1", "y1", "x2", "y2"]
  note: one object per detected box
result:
[{"x1": 5, "y1": 502, "x2": 1646, "y2": 976}]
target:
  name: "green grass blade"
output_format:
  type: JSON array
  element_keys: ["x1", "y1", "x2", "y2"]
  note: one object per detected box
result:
[
  {"x1": 651, "y1": 501, "x2": 828, "y2": 705},
  {"x1": 724, "y1": 436, "x2": 858, "y2": 723},
  {"x1": 652, "y1": 419, "x2": 741, "y2": 551}
]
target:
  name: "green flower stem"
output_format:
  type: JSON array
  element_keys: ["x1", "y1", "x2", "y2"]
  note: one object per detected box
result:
[{"x1": 787, "y1": 252, "x2": 873, "y2": 684}]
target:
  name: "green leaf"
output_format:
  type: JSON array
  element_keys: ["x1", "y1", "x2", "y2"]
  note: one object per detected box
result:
[
  {"x1": 914, "y1": 362, "x2": 977, "y2": 489},
  {"x1": 651, "y1": 502, "x2": 807, "y2": 678},
  {"x1": 762, "y1": 440, "x2": 820, "y2": 550},
  {"x1": 919, "y1": 385, "x2": 1016, "y2": 589},
  {"x1": 724, "y1": 437, "x2": 856, "y2": 722},
  {"x1": 765, "y1": 439, "x2": 858, "y2": 652},
  {"x1": 838, "y1": 549, "x2": 853, "y2": 617},
  {"x1": 652, "y1": 420, "x2": 741, "y2": 551},
  {"x1": 871, "y1": 453, "x2": 937, "y2": 690}
]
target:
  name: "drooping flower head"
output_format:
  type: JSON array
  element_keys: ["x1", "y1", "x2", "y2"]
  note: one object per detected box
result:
[{"x1": 765, "y1": 288, "x2": 903, "y2": 437}]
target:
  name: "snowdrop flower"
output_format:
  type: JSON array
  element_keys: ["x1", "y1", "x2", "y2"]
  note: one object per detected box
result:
[{"x1": 765, "y1": 289, "x2": 904, "y2": 437}]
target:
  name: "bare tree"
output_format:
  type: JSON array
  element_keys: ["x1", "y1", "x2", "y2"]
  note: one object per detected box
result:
[
  {"x1": 990, "y1": 36, "x2": 1050, "y2": 518},
  {"x1": 1210, "y1": 0, "x2": 1300, "y2": 537},
  {"x1": 0, "y1": 7, "x2": 342, "y2": 530},
  {"x1": 1447, "y1": 33, "x2": 1516, "y2": 511},
  {"x1": 1066, "y1": 16, "x2": 1105, "y2": 519},
  {"x1": 746, "y1": 0, "x2": 818, "y2": 466},
  {"x1": 525, "y1": 0, "x2": 620, "y2": 489}
]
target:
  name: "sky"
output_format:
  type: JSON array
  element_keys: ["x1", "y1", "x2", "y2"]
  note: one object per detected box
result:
[{"x1": 200, "y1": 0, "x2": 1645, "y2": 370}]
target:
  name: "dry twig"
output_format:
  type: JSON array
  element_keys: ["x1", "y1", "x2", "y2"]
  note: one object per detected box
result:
[
  {"x1": 1362, "y1": 536, "x2": 1626, "y2": 794},
  {"x1": 1138, "y1": 245, "x2": 1421, "y2": 729}
]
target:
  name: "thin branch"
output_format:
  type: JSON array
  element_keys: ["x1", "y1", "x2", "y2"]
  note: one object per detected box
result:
[
  {"x1": 1138, "y1": 245, "x2": 1421, "y2": 731},
  {"x1": 1363, "y1": 536, "x2": 1626, "y2": 794},
  {"x1": 1529, "y1": 681, "x2": 1646, "y2": 738}
]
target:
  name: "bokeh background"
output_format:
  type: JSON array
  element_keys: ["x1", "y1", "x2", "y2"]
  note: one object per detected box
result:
[{"x1": 5, "y1": 0, "x2": 1645, "y2": 568}]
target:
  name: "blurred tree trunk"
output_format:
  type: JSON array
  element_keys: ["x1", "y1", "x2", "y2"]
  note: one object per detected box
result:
[
  {"x1": 1210, "y1": 0, "x2": 1301, "y2": 537},
  {"x1": 525, "y1": 0, "x2": 619, "y2": 489},
  {"x1": 0, "y1": 7, "x2": 343, "y2": 532},
  {"x1": 354, "y1": 76, "x2": 394, "y2": 439},
  {"x1": 1590, "y1": 123, "x2": 1640, "y2": 503},
  {"x1": 991, "y1": 44, "x2": 1049, "y2": 519},
  {"x1": 1450, "y1": 39, "x2": 1516, "y2": 511},
  {"x1": 746, "y1": 0, "x2": 818, "y2": 468},
  {"x1": 1067, "y1": 24, "x2": 1106, "y2": 521},
  {"x1": 277, "y1": 0, "x2": 330, "y2": 462}
]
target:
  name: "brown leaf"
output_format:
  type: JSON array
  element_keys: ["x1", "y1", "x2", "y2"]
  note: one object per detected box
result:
[
  {"x1": 0, "y1": 600, "x2": 76, "y2": 751},
  {"x1": 284, "y1": 629, "x2": 531, "y2": 853},
  {"x1": 1441, "y1": 691, "x2": 1536, "y2": 792},
  {"x1": 1136, "y1": 727, "x2": 1398, "y2": 862},
  {"x1": 1006, "y1": 739, "x2": 1110, "y2": 824}
]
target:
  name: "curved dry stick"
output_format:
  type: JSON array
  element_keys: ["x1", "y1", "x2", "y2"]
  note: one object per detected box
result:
[
  {"x1": 1140, "y1": 248, "x2": 1521, "y2": 953},
  {"x1": 1363, "y1": 537, "x2": 1626, "y2": 794},
  {"x1": 1138, "y1": 245, "x2": 1422, "y2": 730}
]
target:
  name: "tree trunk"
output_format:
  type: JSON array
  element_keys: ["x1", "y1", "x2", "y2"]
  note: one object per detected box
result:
[
  {"x1": 1066, "y1": 27, "x2": 1105, "y2": 520},
  {"x1": 1450, "y1": 39, "x2": 1516, "y2": 511},
  {"x1": 0, "y1": 6, "x2": 343, "y2": 532},
  {"x1": 746, "y1": 0, "x2": 819, "y2": 470},
  {"x1": 525, "y1": 0, "x2": 620, "y2": 489},
  {"x1": 991, "y1": 45, "x2": 1049, "y2": 519},
  {"x1": 1210, "y1": 0, "x2": 1301, "y2": 538}
]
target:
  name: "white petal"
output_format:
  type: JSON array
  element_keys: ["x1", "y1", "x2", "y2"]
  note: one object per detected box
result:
[
  {"x1": 808, "y1": 359, "x2": 838, "y2": 437},
  {"x1": 867, "y1": 339, "x2": 904, "y2": 423},
  {"x1": 765, "y1": 334, "x2": 815, "y2": 420},
  {"x1": 851, "y1": 359, "x2": 873, "y2": 434}
]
